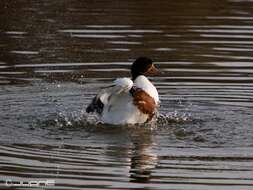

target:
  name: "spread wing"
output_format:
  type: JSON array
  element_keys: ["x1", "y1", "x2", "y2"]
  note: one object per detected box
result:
[{"x1": 86, "y1": 78, "x2": 133, "y2": 114}]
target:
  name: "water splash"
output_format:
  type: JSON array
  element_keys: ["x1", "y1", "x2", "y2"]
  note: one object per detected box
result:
[
  {"x1": 38, "y1": 109, "x2": 193, "y2": 130},
  {"x1": 54, "y1": 110, "x2": 99, "y2": 127},
  {"x1": 157, "y1": 110, "x2": 192, "y2": 126},
  {"x1": 36, "y1": 109, "x2": 99, "y2": 129}
]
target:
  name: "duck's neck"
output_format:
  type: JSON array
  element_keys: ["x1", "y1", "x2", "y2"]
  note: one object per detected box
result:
[
  {"x1": 132, "y1": 74, "x2": 146, "y2": 81},
  {"x1": 132, "y1": 75, "x2": 138, "y2": 81},
  {"x1": 132, "y1": 71, "x2": 145, "y2": 81},
  {"x1": 134, "y1": 76, "x2": 153, "y2": 93}
]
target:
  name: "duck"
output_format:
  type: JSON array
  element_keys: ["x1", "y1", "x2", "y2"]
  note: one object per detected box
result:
[{"x1": 86, "y1": 57, "x2": 160, "y2": 125}]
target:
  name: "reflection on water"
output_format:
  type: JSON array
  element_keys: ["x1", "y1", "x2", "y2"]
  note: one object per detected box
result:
[
  {"x1": 128, "y1": 129, "x2": 157, "y2": 183},
  {"x1": 1, "y1": 0, "x2": 253, "y2": 189}
]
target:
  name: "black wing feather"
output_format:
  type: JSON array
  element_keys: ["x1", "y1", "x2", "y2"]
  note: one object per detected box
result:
[{"x1": 86, "y1": 96, "x2": 104, "y2": 114}]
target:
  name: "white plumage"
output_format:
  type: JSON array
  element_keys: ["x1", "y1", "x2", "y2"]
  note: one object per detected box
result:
[{"x1": 93, "y1": 75, "x2": 159, "y2": 125}]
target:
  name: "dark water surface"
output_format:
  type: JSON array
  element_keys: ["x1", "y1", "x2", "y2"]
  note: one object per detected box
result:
[{"x1": 1, "y1": 0, "x2": 253, "y2": 189}]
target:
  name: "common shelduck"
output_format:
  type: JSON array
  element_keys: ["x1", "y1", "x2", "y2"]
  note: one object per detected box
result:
[{"x1": 86, "y1": 57, "x2": 160, "y2": 125}]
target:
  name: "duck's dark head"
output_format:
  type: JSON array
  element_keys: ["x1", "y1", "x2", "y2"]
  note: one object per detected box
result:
[{"x1": 131, "y1": 57, "x2": 160, "y2": 80}]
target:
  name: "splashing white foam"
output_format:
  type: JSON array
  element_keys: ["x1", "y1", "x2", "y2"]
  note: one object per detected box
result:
[{"x1": 157, "y1": 111, "x2": 192, "y2": 126}]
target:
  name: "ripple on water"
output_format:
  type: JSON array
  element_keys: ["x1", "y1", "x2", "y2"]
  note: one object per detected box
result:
[{"x1": 1, "y1": 0, "x2": 253, "y2": 189}]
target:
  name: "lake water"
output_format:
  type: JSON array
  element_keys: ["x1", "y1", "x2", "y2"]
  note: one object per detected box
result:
[{"x1": 0, "y1": 0, "x2": 253, "y2": 189}]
